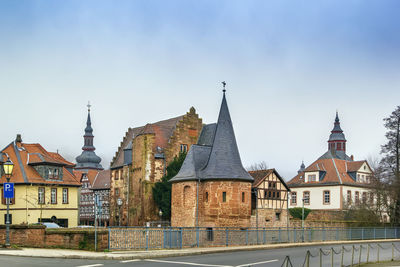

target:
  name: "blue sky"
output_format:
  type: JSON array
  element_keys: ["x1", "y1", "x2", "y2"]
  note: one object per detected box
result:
[{"x1": 1, "y1": 0, "x2": 399, "y2": 179}]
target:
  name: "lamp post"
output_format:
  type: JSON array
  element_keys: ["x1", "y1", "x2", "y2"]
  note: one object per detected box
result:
[
  {"x1": 3, "y1": 158, "x2": 14, "y2": 247},
  {"x1": 117, "y1": 198, "x2": 123, "y2": 226}
]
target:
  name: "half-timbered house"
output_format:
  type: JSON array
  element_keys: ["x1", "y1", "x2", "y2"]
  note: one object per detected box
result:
[{"x1": 249, "y1": 169, "x2": 290, "y2": 227}]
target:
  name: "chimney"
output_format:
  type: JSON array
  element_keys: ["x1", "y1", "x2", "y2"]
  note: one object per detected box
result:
[
  {"x1": 15, "y1": 134, "x2": 22, "y2": 143},
  {"x1": 350, "y1": 155, "x2": 354, "y2": 161}
]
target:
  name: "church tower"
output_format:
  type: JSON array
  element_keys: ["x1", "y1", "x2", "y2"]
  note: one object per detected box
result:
[
  {"x1": 328, "y1": 112, "x2": 347, "y2": 155},
  {"x1": 75, "y1": 103, "x2": 103, "y2": 171}
]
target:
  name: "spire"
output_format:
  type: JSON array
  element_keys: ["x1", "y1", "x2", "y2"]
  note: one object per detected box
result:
[
  {"x1": 75, "y1": 103, "x2": 103, "y2": 171},
  {"x1": 200, "y1": 89, "x2": 253, "y2": 181},
  {"x1": 298, "y1": 161, "x2": 306, "y2": 174},
  {"x1": 326, "y1": 111, "x2": 348, "y2": 160}
]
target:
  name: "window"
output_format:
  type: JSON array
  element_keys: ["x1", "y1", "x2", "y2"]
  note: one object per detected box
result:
[
  {"x1": 114, "y1": 170, "x2": 119, "y2": 180},
  {"x1": 62, "y1": 188, "x2": 68, "y2": 204},
  {"x1": 291, "y1": 192, "x2": 297, "y2": 205},
  {"x1": 264, "y1": 190, "x2": 267, "y2": 199},
  {"x1": 206, "y1": 227, "x2": 214, "y2": 241},
  {"x1": 51, "y1": 188, "x2": 57, "y2": 204},
  {"x1": 303, "y1": 191, "x2": 310, "y2": 205},
  {"x1": 277, "y1": 191, "x2": 280, "y2": 199},
  {"x1": 180, "y1": 144, "x2": 188, "y2": 153},
  {"x1": 347, "y1": 190, "x2": 351, "y2": 204},
  {"x1": 337, "y1": 143, "x2": 342, "y2": 150},
  {"x1": 242, "y1": 192, "x2": 245, "y2": 202},
  {"x1": 323, "y1": 191, "x2": 330, "y2": 204},
  {"x1": 38, "y1": 187, "x2": 45, "y2": 204},
  {"x1": 308, "y1": 174, "x2": 316, "y2": 182},
  {"x1": 272, "y1": 191, "x2": 276, "y2": 198},
  {"x1": 222, "y1": 192, "x2": 226, "y2": 202},
  {"x1": 275, "y1": 212, "x2": 281, "y2": 221},
  {"x1": 115, "y1": 188, "x2": 119, "y2": 196},
  {"x1": 357, "y1": 174, "x2": 360, "y2": 182},
  {"x1": 362, "y1": 192, "x2": 367, "y2": 204},
  {"x1": 205, "y1": 192, "x2": 209, "y2": 202},
  {"x1": 355, "y1": 191, "x2": 360, "y2": 204}
]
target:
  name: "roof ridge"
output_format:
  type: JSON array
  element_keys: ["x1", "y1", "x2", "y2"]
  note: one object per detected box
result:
[{"x1": 331, "y1": 158, "x2": 342, "y2": 184}]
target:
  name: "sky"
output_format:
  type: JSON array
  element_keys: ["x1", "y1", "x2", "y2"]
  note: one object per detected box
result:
[{"x1": 0, "y1": 0, "x2": 399, "y2": 180}]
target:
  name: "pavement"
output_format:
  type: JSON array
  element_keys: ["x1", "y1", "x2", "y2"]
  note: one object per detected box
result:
[{"x1": 0, "y1": 238, "x2": 399, "y2": 260}]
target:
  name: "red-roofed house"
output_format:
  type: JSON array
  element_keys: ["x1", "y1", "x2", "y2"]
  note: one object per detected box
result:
[
  {"x1": 0, "y1": 135, "x2": 80, "y2": 227},
  {"x1": 287, "y1": 113, "x2": 375, "y2": 218}
]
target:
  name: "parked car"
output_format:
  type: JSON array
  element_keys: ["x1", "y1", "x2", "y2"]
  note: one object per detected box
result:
[{"x1": 41, "y1": 222, "x2": 61, "y2": 228}]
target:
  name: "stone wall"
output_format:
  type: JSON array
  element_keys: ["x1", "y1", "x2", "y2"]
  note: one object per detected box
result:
[
  {"x1": 251, "y1": 208, "x2": 289, "y2": 228},
  {"x1": 172, "y1": 180, "x2": 252, "y2": 228},
  {"x1": 0, "y1": 225, "x2": 108, "y2": 250}
]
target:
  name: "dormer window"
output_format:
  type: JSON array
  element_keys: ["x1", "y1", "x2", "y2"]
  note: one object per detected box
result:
[{"x1": 307, "y1": 174, "x2": 317, "y2": 182}]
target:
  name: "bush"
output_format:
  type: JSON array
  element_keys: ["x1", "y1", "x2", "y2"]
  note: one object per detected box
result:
[{"x1": 289, "y1": 207, "x2": 311, "y2": 220}]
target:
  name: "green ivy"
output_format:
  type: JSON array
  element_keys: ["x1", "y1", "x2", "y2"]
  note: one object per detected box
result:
[{"x1": 152, "y1": 152, "x2": 186, "y2": 220}]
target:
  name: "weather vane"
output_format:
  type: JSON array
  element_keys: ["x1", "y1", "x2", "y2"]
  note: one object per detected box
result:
[
  {"x1": 222, "y1": 81, "x2": 226, "y2": 93},
  {"x1": 87, "y1": 101, "x2": 91, "y2": 112}
]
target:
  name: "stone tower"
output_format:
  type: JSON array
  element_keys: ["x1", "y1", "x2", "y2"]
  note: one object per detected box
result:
[
  {"x1": 170, "y1": 89, "x2": 253, "y2": 228},
  {"x1": 75, "y1": 103, "x2": 103, "y2": 171}
]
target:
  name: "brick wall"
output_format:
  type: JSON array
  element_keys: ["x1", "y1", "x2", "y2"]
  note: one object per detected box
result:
[{"x1": 0, "y1": 225, "x2": 108, "y2": 250}]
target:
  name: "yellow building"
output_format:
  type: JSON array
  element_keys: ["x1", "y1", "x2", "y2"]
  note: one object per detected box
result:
[{"x1": 0, "y1": 135, "x2": 80, "y2": 227}]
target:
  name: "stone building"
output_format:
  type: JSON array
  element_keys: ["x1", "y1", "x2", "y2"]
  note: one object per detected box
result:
[
  {"x1": 287, "y1": 113, "x2": 376, "y2": 220},
  {"x1": 110, "y1": 107, "x2": 203, "y2": 226},
  {"x1": 170, "y1": 90, "x2": 253, "y2": 228},
  {"x1": 249, "y1": 169, "x2": 290, "y2": 228}
]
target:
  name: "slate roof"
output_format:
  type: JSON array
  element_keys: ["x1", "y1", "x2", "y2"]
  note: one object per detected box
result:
[
  {"x1": 92, "y1": 169, "x2": 111, "y2": 190},
  {"x1": 170, "y1": 92, "x2": 253, "y2": 183},
  {"x1": 110, "y1": 115, "x2": 184, "y2": 169},
  {"x1": 318, "y1": 150, "x2": 352, "y2": 161},
  {"x1": 249, "y1": 169, "x2": 290, "y2": 191},
  {"x1": 287, "y1": 158, "x2": 370, "y2": 188},
  {"x1": 0, "y1": 139, "x2": 80, "y2": 186}
]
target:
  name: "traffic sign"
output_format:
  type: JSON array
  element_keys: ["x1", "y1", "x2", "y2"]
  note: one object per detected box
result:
[{"x1": 3, "y1": 183, "x2": 14, "y2": 198}]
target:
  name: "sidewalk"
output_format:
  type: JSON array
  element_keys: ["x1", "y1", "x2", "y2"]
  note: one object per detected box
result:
[{"x1": 0, "y1": 239, "x2": 399, "y2": 260}]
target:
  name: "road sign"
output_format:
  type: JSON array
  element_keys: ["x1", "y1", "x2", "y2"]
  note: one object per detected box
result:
[{"x1": 3, "y1": 183, "x2": 14, "y2": 198}]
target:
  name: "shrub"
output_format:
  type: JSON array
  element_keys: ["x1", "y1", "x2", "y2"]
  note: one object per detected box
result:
[{"x1": 289, "y1": 207, "x2": 311, "y2": 220}]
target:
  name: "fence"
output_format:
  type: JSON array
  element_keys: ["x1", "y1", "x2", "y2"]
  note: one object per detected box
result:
[
  {"x1": 108, "y1": 227, "x2": 400, "y2": 250},
  {"x1": 281, "y1": 242, "x2": 400, "y2": 267}
]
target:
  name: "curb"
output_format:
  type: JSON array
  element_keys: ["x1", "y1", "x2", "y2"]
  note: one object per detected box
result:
[{"x1": 0, "y1": 239, "x2": 399, "y2": 260}]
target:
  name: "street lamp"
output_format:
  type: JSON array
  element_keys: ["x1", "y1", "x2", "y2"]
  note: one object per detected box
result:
[
  {"x1": 117, "y1": 198, "x2": 123, "y2": 226},
  {"x1": 3, "y1": 157, "x2": 14, "y2": 247}
]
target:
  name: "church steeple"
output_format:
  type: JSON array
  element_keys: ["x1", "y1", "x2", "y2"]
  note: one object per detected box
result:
[
  {"x1": 328, "y1": 111, "x2": 346, "y2": 155},
  {"x1": 75, "y1": 102, "x2": 103, "y2": 171}
]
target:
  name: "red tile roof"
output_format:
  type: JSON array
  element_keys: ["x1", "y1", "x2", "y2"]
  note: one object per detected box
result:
[
  {"x1": 287, "y1": 158, "x2": 370, "y2": 187},
  {"x1": 1, "y1": 141, "x2": 80, "y2": 186}
]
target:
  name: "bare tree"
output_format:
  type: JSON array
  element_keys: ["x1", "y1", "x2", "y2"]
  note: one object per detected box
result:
[{"x1": 246, "y1": 161, "x2": 268, "y2": 171}]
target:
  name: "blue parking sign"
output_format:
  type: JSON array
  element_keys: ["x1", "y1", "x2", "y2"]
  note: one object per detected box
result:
[{"x1": 3, "y1": 183, "x2": 14, "y2": 198}]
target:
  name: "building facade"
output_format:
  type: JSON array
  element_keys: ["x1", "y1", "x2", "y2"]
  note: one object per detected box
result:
[
  {"x1": 110, "y1": 107, "x2": 203, "y2": 226},
  {"x1": 170, "y1": 90, "x2": 253, "y2": 228},
  {"x1": 0, "y1": 135, "x2": 80, "y2": 227},
  {"x1": 92, "y1": 169, "x2": 110, "y2": 227},
  {"x1": 249, "y1": 169, "x2": 290, "y2": 228},
  {"x1": 287, "y1": 113, "x2": 374, "y2": 218}
]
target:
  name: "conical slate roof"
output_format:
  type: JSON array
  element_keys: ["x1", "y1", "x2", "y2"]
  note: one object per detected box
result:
[
  {"x1": 328, "y1": 112, "x2": 346, "y2": 142},
  {"x1": 171, "y1": 91, "x2": 253, "y2": 182}
]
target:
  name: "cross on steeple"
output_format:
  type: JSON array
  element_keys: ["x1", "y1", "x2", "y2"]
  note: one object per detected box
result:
[
  {"x1": 222, "y1": 81, "x2": 226, "y2": 93},
  {"x1": 87, "y1": 101, "x2": 91, "y2": 112}
]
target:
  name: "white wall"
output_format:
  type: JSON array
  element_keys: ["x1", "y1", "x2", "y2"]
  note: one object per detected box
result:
[{"x1": 289, "y1": 186, "x2": 341, "y2": 210}]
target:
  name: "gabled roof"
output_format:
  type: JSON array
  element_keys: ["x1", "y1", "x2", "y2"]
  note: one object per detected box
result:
[
  {"x1": 110, "y1": 115, "x2": 184, "y2": 169},
  {"x1": 287, "y1": 158, "x2": 371, "y2": 187},
  {"x1": 171, "y1": 91, "x2": 253, "y2": 183},
  {"x1": 0, "y1": 140, "x2": 80, "y2": 186},
  {"x1": 249, "y1": 169, "x2": 291, "y2": 191},
  {"x1": 92, "y1": 169, "x2": 111, "y2": 190}
]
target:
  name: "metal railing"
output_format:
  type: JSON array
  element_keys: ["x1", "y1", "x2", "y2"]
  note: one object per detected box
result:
[
  {"x1": 108, "y1": 226, "x2": 400, "y2": 250},
  {"x1": 281, "y1": 242, "x2": 400, "y2": 267}
]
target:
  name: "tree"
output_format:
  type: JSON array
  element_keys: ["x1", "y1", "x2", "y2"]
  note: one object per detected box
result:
[
  {"x1": 247, "y1": 161, "x2": 268, "y2": 171},
  {"x1": 152, "y1": 152, "x2": 186, "y2": 220},
  {"x1": 380, "y1": 106, "x2": 400, "y2": 224}
]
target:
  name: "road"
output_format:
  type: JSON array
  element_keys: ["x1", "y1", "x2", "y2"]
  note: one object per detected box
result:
[{"x1": 1, "y1": 242, "x2": 399, "y2": 267}]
